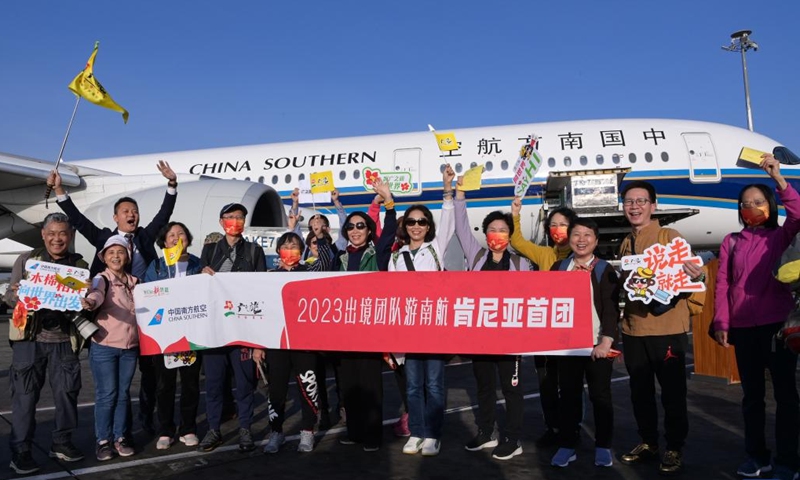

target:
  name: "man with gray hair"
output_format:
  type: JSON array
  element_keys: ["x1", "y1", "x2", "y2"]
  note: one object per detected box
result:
[{"x1": 4, "y1": 213, "x2": 89, "y2": 474}]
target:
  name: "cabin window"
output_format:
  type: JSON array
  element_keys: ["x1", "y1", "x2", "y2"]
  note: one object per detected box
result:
[
  {"x1": 339, "y1": 171, "x2": 346, "y2": 181},
  {"x1": 596, "y1": 155, "x2": 604, "y2": 165},
  {"x1": 272, "y1": 175, "x2": 278, "y2": 185},
  {"x1": 661, "y1": 151, "x2": 669, "y2": 162},
  {"x1": 564, "y1": 156, "x2": 572, "y2": 167},
  {"x1": 485, "y1": 161, "x2": 494, "y2": 172},
  {"x1": 244, "y1": 177, "x2": 251, "y2": 181},
  {"x1": 645, "y1": 152, "x2": 653, "y2": 163},
  {"x1": 258, "y1": 176, "x2": 264, "y2": 183},
  {"x1": 580, "y1": 155, "x2": 588, "y2": 166},
  {"x1": 629, "y1": 153, "x2": 637, "y2": 163},
  {"x1": 455, "y1": 163, "x2": 463, "y2": 173},
  {"x1": 353, "y1": 169, "x2": 360, "y2": 180},
  {"x1": 298, "y1": 173, "x2": 306, "y2": 181},
  {"x1": 439, "y1": 164, "x2": 446, "y2": 173},
  {"x1": 500, "y1": 160, "x2": 508, "y2": 170},
  {"x1": 548, "y1": 157, "x2": 556, "y2": 168},
  {"x1": 612, "y1": 154, "x2": 621, "y2": 164},
  {"x1": 284, "y1": 174, "x2": 291, "y2": 183},
  {"x1": 470, "y1": 162, "x2": 478, "y2": 169}
]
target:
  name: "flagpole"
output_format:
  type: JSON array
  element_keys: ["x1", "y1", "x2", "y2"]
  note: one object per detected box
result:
[{"x1": 45, "y1": 96, "x2": 81, "y2": 207}]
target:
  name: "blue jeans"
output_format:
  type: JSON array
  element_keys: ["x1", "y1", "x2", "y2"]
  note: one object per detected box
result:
[
  {"x1": 405, "y1": 355, "x2": 446, "y2": 439},
  {"x1": 203, "y1": 347, "x2": 257, "y2": 431},
  {"x1": 89, "y1": 343, "x2": 138, "y2": 443}
]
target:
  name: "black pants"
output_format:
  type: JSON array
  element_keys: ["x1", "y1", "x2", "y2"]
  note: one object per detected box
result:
[
  {"x1": 731, "y1": 323, "x2": 800, "y2": 469},
  {"x1": 534, "y1": 355, "x2": 559, "y2": 431},
  {"x1": 154, "y1": 354, "x2": 202, "y2": 437},
  {"x1": 472, "y1": 355, "x2": 523, "y2": 441},
  {"x1": 315, "y1": 354, "x2": 330, "y2": 416},
  {"x1": 267, "y1": 349, "x2": 321, "y2": 432},
  {"x1": 623, "y1": 333, "x2": 688, "y2": 451},
  {"x1": 557, "y1": 355, "x2": 613, "y2": 448},
  {"x1": 138, "y1": 355, "x2": 157, "y2": 422},
  {"x1": 339, "y1": 352, "x2": 384, "y2": 446},
  {"x1": 395, "y1": 363, "x2": 408, "y2": 414}
]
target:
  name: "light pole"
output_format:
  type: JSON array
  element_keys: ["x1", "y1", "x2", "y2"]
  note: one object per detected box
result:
[{"x1": 722, "y1": 30, "x2": 759, "y2": 132}]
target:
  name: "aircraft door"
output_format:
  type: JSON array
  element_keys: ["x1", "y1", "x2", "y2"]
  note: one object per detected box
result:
[
  {"x1": 682, "y1": 133, "x2": 721, "y2": 183},
  {"x1": 393, "y1": 148, "x2": 422, "y2": 196}
]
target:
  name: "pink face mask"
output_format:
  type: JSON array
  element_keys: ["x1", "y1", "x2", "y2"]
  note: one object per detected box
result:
[
  {"x1": 222, "y1": 218, "x2": 244, "y2": 236},
  {"x1": 279, "y1": 249, "x2": 302, "y2": 267},
  {"x1": 486, "y1": 232, "x2": 509, "y2": 252},
  {"x1": 742, "y1": 205, "x2": 769, "y2": 227},
  {"x1": 549, "y1": 226, "x2": 568, "y2": 245}
]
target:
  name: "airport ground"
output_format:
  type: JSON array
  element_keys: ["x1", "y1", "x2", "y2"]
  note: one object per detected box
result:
[{"x1": 0, "y1": 314, "x2": 789, "y2": 480}]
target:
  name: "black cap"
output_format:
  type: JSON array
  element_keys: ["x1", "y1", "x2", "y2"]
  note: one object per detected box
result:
[{"x1": 219, "y1": 203, "x2": 248, "y2": 218}]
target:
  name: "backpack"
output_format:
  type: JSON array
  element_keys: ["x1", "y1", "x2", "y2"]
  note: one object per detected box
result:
[
  {"x1": 620, "y1": 228, "x2": 707, "y2": 316},
  {"x1": 556, "y1": 256, "x2": 609, "y2": 283},
  {"x1": 471, "y1": 247, "x2": 537, "y2": 271}
]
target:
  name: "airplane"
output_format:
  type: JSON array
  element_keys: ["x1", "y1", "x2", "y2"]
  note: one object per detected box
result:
[{"x1": 0, "y1": 118, "x2": 797, "y2": 270}]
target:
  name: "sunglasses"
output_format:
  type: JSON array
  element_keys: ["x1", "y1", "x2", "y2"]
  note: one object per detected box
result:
[
  {"x1": 344, "y1": 222, "x2": 368, "y2": 231},
  {"x1": 405, "y1": 218, "x2": 429, "y2": 227}
]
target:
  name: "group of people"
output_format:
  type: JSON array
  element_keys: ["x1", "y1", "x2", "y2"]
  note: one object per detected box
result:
[{"x1": 3, "y1": 155, "x2": 799, "y2": 479}]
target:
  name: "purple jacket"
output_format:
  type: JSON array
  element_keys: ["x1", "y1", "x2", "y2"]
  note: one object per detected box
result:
[{"x1": 714, "y1": 183, "x2": 800, "y2": 331}]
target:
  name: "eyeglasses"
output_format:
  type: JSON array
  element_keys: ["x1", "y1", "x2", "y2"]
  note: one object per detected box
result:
[
  {"x1": 222, "y1": 215, "x2": 245, "y2": 221},
  {"x1": 344, "y1": 222, "x2": 367, "y2": 231},
  {"x1": 740, "y1": 199, "x2": 768, "y2": 209},
  {"x1": 622, "y1": 198, "x2": 651, "y2": 207},
  {"x1": 405, "y1": 218, "x2": 429, "y2": 227}
]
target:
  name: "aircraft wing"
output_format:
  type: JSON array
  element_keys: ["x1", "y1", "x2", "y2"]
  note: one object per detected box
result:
[{"x1": 0, "y1": 152, "x2": 84, "y2": 190}]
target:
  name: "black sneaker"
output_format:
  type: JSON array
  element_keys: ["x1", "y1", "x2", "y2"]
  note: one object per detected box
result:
[
  {"x1": 197, "y1": 430, "x2": 223, "y2": 453},
  {"x1": 10, "y1": 451, "x2": 39, "y2": 475},
  {"x1": 49, "y1": 441, "x2": 85, "y2": 462},
  {"x1": 465, "y1": 431, "x2": 499, "y2": 451},
  {"x1": 492, "y1": 438, "x2": 523, "y2": 460},
  {"x1": 658, "y1": 450, "x2": 682, "y2": 476},
  {"x1": 535, "y1": 428, "x2": 559, "y2": 448},
  {"x1": 620, "y1": 443, "x2": 659, "y2": 465},
  {"x1": 238, "y1": 428, "x2": 255, "y2": 452}
]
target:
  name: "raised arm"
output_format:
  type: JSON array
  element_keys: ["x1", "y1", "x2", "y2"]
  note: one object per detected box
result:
[
  {"x1": 454, "y1": 178, "x2": 483, "y2": 267},
  {"x1": 142, "y1": 160, "x2": 178, "y2": 238},
  {"x1": 510, "y1": 197, "x2": 556, "y2": 270},
  {"x1": 50, "y1": 170, "x2": 105, "y2": 245},
  {"x1": 372, "y1": 179, "x2": 397, "y2": 271},
  {"x1": 289, "y1": 188, "x2": 302, "y2": 236},
  {"x1": 306, "y1": 235, "x2": 333, "y2": 272},
  {"x1": 332, "y1": 189, "x2": 350, "y2": 251},
  {"x1": 434, "y1": 164, "x2": 456, "y2": 256}
]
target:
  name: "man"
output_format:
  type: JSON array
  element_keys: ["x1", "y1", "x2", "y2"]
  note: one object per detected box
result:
[
  {"x1": 617, "y1": 180, "x2": 704, "y2": 476},
  {"x1": 48, "y1": 161, "x2": 178, "y2": 434},
  {"x1": 4, "y1": 213, "x2": 88, "y2": 474},
  {"x1": 197, "y1": 203, "x2": 267, "y2": 453}
]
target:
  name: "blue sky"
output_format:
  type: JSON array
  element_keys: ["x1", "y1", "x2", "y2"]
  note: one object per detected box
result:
[{"x1": 1, "y1": 1, "x2": 798, "y2": 162}]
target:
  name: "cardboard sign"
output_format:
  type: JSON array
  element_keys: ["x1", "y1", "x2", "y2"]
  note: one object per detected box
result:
[
  {"x1": 737, "y1": 147, "x2": 768, "y2": 169},
  {"x1": 512, "y1": 137, "x2": 543, "y2": 199},
  {"x1": 361, "y1": 168, "x2": 415, "y2": 195},
  {"x1": 298, "y1": 179, "x2": 331, "y2": 204},
  {"x1": 135, "y1": 271, "x2": 593, "y2": 356},
  {"x1": 310, "y1": 171, "x2": 335, "y2": 193},
  {"x1": 621, "y1": 237, "x2": 705, "y2": 305},
  {"x1": 18, "y1": 260, "x2": 89, "y2": 312}
]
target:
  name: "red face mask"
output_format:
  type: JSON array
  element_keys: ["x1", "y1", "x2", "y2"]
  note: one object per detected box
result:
[
  {"x1": 742, "y1": 205, "x2": 769, "y2": 227},
  {"x1": 486, "y1": 232, "x2": 509, "y2": 252},
  {"x1": 222, "y1": 218, "x2": 244, "y2": 236},
  {"x1": 549, "y1": 226, "x2": 568, "y2": 245},
  {"x1": 279, "y1": 249, "x2": 302, "y2": 266}
]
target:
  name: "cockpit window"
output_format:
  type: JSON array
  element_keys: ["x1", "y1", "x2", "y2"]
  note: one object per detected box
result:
[{"x1": 775, "y1": 146, "x2": 800, "y2": 165}]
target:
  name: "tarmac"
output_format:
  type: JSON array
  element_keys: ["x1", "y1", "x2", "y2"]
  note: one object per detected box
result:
[{"x1": 0, "y1": 314, "x2": 791, "y2": 480}]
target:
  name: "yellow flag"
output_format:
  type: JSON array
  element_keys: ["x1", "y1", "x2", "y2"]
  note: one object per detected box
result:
[
  {"x1": 163, "y1": 238, "x2": 184, "y2": 266},
  {"x1": 310, "y1": 171, "x2": 335, "y2": 193},
  {"x1": 68, "y1": 42, "x2": 129, "y2": 123},
  {"x1": 458, "y1": 165, "x2": 484, "y2": 191},
  {"x1": 434, "y1": 132, "x2": 458, "y2": 151}
]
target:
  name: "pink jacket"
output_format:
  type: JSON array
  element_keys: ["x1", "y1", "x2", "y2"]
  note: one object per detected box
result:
[
  {"x1": 714, "y1": 183, "x2": 800, "y2": 331},
  {"x1": 86, "y1": 269, "x2": 139, "y2": 349}
]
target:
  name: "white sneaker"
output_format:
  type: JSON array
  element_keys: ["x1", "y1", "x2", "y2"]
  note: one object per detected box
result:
[
  {"x1": 156, "y1": 436, "x2": 174, "y2": 450},
  {"x1": 263, "y1": 431, "x2": 285, "y2": 454},
  {"x1": 297, "y1": 430, "x2": 314, "y2": 453},
  {"x1": 402, "y1": 437, "x2": 424, "y2": 454},
  {"x1": 421, "y1": 438, "x2": 441, "y2": 456},
  {"x1": 179, "y1": 434, "x2": 199, "y2": 447}
]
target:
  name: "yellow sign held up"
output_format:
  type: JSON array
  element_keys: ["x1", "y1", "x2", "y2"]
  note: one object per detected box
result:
[
  {"x1": 310, "y1": 171, "x2": 335, "y2": 193},
  {"x1": 458, "y1": 165, "x2": 485, "y2": 191},
  {"x1": 68, "y1": 42, "x2": 129, "y2": 123},
  {"x1": 434, "y1": 132, "x2": 458, "y2": 151},
  {"x1": 163, "y1": 238, "x2": 184, "y2": 266},
  {"x1": 737, "y1": 147, "x2": 768, "y2": 168},
  {"x1": 55, "y1": 274, "x2": 88, "y2": 291}
]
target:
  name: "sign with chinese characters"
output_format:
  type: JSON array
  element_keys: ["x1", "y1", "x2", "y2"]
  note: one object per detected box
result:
[
  {"x1": 310, "y1": 171, "x2": 335, "y2": 193},
  {"x1": 298, "y1": 179, "x2": 331, "y2": 204},
  {"x1": 17, "y1": 260, "x2": 89, "y2": 313},
  {"x1": 135, "y1": 271, "x2": 593, "y2": 356},
  {"x1": 512, "y1": 137, "x2": 543, "y2": 199},
  {"x1": 620, "y1": 237, "x2": 705, "y2": 305},
  {"x1": 571, "y1": 174, "x2": 618, "y2": 209},
  {"x1": 361, "y1": 168, "x2": 415, "y2": 196}
]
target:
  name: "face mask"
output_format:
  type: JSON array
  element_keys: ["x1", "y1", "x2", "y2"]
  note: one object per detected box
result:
[
  {"x1": 279, "y1": 249, "x2": 302, "y2": 266},
  {"x1": 549, "y1": 226, "x2": 568, "y2": 245},
  {"x1": 486, "y1": 232, "x2": 509, "y2": 252},
  {"x1": 742, "y1": 205, "x2": 769, "y2": 227},
  {"x1": 222, "y1": 218, "x2": 244, "y2": 236}
]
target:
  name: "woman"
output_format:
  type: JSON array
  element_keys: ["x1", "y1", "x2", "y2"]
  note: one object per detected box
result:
[
  {"x1": 81, "y1": 235, "x2": 140, "y2": 461},
  {"x1": 456, "y1": 177, "x2": 533, "y2": 461},
  {"x1": 390, "y1": 165, "x2": 455, "y2": 457},
  {"x1": 549, "y1": 218, "x2": 619, "y2": 468},
  {"x1": 337, "y1": 178, "x2": 397, "y2": 452},
  {"x1": 511, "y1": 198, "x2": 577, "y2": 448},
  {"x1": 263, "y1": 231, "x2": 333, "y2": 454},
  {"x1": 143, "y1": 222, "x2": 203, "y2": 450},
  {"x1": 714, "y1": 155, "x2": 800, "y2": 479}
]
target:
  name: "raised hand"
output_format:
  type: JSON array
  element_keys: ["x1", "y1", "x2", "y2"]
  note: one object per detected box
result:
[
  {"x1": 287, "y1": 213, "x2": 298, "y2": 231},
  {"x1": 372, "y1": 178, "x2": 392, "y2": 202},
  {"x1": 511, "y1": 197, "x2": 522, "y2": 216},
  {"x1": 48, "y1": 170, "x2": 66, "y2": 196},
  {"x1": 761, "y1": 154, "x2": 787, "y2": 190},
  {"x1": 331, "y1": 189, "x2": 340, "y2": 204},
  {"x1": 443, "y1": 164, "x2": 455, "y2": 191},
  {"x1": 157, "y1": 160, "x2": 177, "y2": 182}
]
